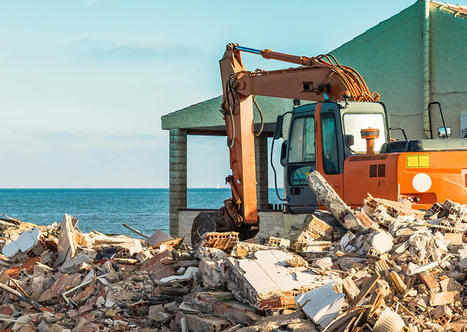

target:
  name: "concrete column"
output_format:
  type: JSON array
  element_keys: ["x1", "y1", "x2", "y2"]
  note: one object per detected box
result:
[
  {"x1": 169, "y1": 129, "x2": 187, "y2": 237},
  {"x1": 255, "y1": 135, "x2": 269, "y2": 210}
]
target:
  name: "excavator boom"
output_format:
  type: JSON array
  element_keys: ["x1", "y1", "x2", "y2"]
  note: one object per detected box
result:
[{"x1": 191, "y1": 43, "x2": 380, "y2": 244}]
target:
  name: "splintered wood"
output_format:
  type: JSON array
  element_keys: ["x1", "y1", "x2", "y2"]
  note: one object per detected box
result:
[{"x1": 57, "y1": 214, "x2": 77, "y2": 262}]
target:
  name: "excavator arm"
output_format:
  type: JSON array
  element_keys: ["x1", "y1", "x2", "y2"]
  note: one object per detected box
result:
[{"x1": 191, "y1": 43, "x2": 379, "y2": 243}]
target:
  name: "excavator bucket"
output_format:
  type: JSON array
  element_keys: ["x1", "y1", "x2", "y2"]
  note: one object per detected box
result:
[{"x1": 191, "y1": 209, "x2": 259, "y2": 246}]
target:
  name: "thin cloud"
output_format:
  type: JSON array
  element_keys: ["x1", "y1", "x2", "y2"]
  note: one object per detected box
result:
[
  {"x1": 34, "y1": 131, "x2": 161, "y2": 142},
  {"x1": 81, "y1": 0, "x2": 99, "y2": 7},
  {"x1": 34, "y1": 131, "x2": 91, "y2": 141},
  {"x1": 104, "y1": 133, "x2": 158, "y2": 141},
  {"x1": 74, "y1": 38, "x2": 200, "y2": 61}
]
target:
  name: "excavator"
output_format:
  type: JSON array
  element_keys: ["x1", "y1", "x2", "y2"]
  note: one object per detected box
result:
[{"x1": 191, "y1": 43, "x2": 467, "y2": 244}]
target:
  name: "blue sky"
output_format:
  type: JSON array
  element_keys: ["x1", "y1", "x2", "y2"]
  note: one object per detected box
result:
[{"x1": 1, "y1": 0, "x2": 461, "y2": 188}]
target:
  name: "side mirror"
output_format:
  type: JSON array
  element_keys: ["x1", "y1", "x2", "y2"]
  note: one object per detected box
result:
[
  {"x1": 438, "y1": 126, "x2": 452, "y2": 138},
  {"x1": 280, "y1": 140, "x2": 287, "y2": 167},
  {"x1": 344, "y1": 134, "x2": 354, "y2": 147},
  {"x1": 274, "y1": 115, "x2": 284, "y2": 139}
]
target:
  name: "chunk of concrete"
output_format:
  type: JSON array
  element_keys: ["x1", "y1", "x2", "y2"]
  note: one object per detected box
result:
[
  {"x1": 342, "y1": 276, "x2": 359, "y2": 300},
  {"x1": 295, "y1": 282, "x2": 345, "y2": 329},
  {"x1": 290, "y1": 215, "x2": 333, "y2": 252},
  {"x1": 365, "y1": 230, "x2": 393, "y2": 254},
  {"x1": 430, "y1": 291, "x2": 460, "y2": 306},
  {"x1": 312, "y1": 257, "x2": 333, "y2": 270},
  {"x1": 2, "y1": 228, "x2": 43, "y2": 258}
]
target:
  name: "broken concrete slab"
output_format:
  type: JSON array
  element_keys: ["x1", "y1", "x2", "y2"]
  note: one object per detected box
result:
[
  {"x1": 307, "y1": 170, "x2": 366, "y2": 232},
  {"x1": 226, "y1": 249, "x2": 338, "y2": 311},
  {"x1": 295, "y1": 282, "x2": 345, "y2": 329}
]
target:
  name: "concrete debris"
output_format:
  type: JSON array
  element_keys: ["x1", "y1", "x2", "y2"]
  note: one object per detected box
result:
[
  {"x1": 312, "y1": 257, "x2": 333, "y2": 270},
  {"x1": 364, "y1": 230, "x2": 393, "y2": 254},
  {"x1": 290, "y1": 215, "x2": 333, "y2": 252},
  {"x1": 2, "y1": 227, "x2": 44, "y2": 259},
  {"x1": 1, "y1": 186, "x2": 466, "y2": 331},
  {"x1": 295, "y1": 282, "x2": 345, "y2": 328},
  {"x1": 265, "y1": 236, "x2": 290, "y2": 248},
  {"x1": 225, "y1": 249, "x2": 338, "y2": 310},
  {"x1": 307, "y1": 171, "x2": 367, "y2": 232}
]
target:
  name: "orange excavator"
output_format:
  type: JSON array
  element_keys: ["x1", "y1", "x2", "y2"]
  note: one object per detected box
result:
[{"x1": 191, "y1": 43, "x2": 467, "y2": 243}]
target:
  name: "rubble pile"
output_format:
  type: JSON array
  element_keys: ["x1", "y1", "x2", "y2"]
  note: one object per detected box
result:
[{"x1": 0, "y1": 179, "x2": 466, "y2": 331}]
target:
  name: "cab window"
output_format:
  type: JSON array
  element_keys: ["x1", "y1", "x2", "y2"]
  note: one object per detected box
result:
[
  {"x1": 321, "y1": 115, "x2": 339, "y2": 174},
  {"x1": 288, "y1": 116, "x2": 315, "y2": 163}
]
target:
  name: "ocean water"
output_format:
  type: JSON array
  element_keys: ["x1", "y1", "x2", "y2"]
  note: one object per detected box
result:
[{"x1": 0, "y1": 189, "x2": 283, "y2": 237}]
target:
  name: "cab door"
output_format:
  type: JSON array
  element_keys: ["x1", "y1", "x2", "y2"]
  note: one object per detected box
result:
[
  {"x1": 315, "y1": 103, "x2": 345, "y2": 198},
  {"x1": 284, "y1": 108, "x2": 318, "y2": 213}
]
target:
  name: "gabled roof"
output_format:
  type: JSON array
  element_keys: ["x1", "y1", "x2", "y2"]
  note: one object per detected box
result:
[{"x1": 161, "y1": 95, "x2": 293, "y2": 132}]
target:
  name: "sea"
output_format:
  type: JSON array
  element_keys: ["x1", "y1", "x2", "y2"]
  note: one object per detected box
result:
[{"x1": 0, "y1": 189, "x2": 283, "y2": 237}]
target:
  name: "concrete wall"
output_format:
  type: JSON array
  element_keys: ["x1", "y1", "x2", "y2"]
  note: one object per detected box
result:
[
  {"x1": 332, "y1": 2, "x2": 424, "y2": 139},
  {"x1": 431, "y1": 7, "x2": 467, "y2": 138},
  {"x1": 332, "y1": 1, "x2": 467, "y2": 139}
]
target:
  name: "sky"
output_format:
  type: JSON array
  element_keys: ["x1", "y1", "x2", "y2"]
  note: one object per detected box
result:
[{"x1": 1, "y1": 0, "x2": 461, "y2": 188}]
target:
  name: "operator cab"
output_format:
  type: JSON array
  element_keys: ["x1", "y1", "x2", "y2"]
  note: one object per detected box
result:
[{"x1": 276, "y1": 101, "x2": 388, "y2": 214}]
